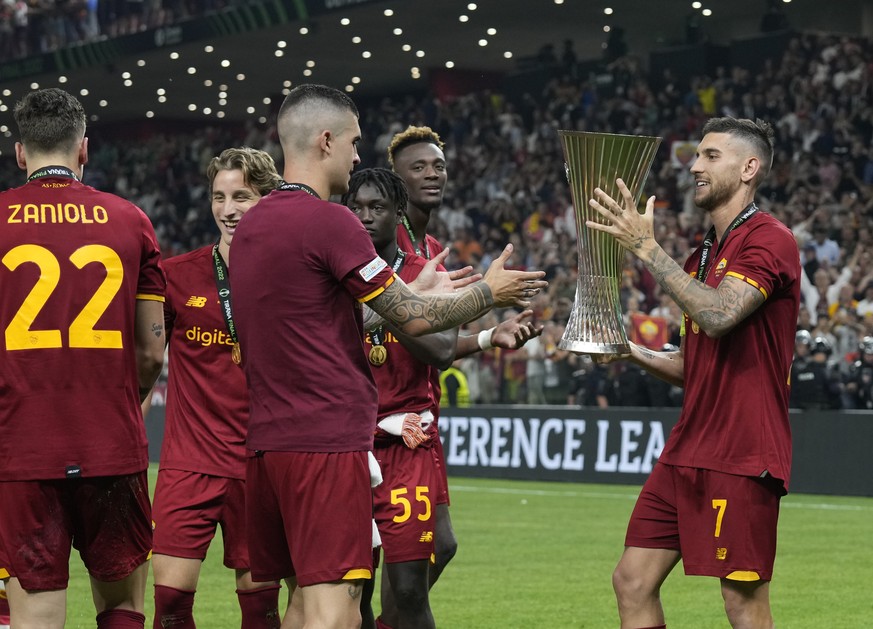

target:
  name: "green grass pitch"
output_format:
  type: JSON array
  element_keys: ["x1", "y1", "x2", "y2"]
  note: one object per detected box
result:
[{"x1": 60, "y1": 466, "x2": 872, "y2": 627}]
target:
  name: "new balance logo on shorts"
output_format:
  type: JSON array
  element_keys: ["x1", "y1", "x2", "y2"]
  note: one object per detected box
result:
[{"x1": 419, "y1": 531, "x2": 433, "y2": 543}]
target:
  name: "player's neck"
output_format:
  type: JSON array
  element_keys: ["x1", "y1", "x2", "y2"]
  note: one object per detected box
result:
[
  {"x1": 710, "y1": 193, "x2": 757, "y2": 239},
  {"x1": 25, "y1": 158, "x2": 81, "y2": 180},
  {"x1": 282, "y1": 165, "x2": 329, "y2": 200},
  {"x1": 405, "y1": 203, "x2": 431, "y2": 240},
  {"x1": 377, "y1": 242, "x2": 399, "y2": 265},
  {"x1": 217, "y1": 240, "x2": 231, "y2": 265}
]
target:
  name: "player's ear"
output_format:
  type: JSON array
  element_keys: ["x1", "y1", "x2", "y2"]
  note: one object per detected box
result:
[
  {"x1": 319, "y1": 129, "x2": 332, "y2": 155},
  {"x1": 14, "y1": 142, "x2": 26, "y2": 172},
  {"x1": 741, "y1": 155, "x2": 760, "y2": 184},
  {"x1": 79, "y1": 137, "x2": 89, "y2": 167}
]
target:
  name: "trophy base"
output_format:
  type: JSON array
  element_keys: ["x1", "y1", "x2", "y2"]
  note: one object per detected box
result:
[{"x1": 558, "y1": 339, "x2": 630, "y2": 356}]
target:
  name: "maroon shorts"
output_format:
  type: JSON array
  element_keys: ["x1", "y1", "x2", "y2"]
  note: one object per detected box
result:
[
  {"x1": 431, "y1": 420, "x2": 450, "y2": 506},
  {"x1": 626, "y1": 463, "x2": 781, "y2": 581},
  {"x1": 245, "y1": 451, "x2": 373, "y2": 587},
  {"x1": 152, "y1": 469, "x2": 248, "y2": 569},
  {"x1": 0, "y1": 472, "x2": 152, "y2": 590},
  {"x1": 373, "y1": 441, "x2": 438, "y2": 564}
]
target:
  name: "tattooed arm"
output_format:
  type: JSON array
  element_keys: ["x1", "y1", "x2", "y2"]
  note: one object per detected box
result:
[
  {"x1": 369, "y1": 244, "x2": 548, "y2": 337},
  {"x1": 627, "y1": 339, "x2": 685, "y2": 388},
  {"x1": 641, "y1": 248, "x2": 765, "y2": 338},
  {"x1": 363, "y1": 248, "x2": 482, "y2": 333},
  {"x1": 368, "y1": 278, "x2": 494, "y2": 337},
  {"x1": 587, "y1": 179, "x2": 765, "y2": 338},
  {"x1": 135, "y1": 299, "x2": 165, "y2": 403},
  {"x1": 362, "y1": 307, "x2": 386, "y2": 333}
]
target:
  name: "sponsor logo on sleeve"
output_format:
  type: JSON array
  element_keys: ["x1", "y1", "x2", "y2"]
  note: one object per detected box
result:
[{"x1": 358, "y1": 256, "x2": 388, "y2": 282}]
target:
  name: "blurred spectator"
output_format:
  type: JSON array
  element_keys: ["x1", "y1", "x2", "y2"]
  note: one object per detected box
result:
[
  {"x1": 439, "y1": 360, "x2": 471, "y2": 408},
  {"x1": 571, "y1": 358, "x2": 609, "y2": 408},
  {"x1": 790, "y1": 334, "x2": 842, "y2": 410},
  {"x1": 542, "y1": 322, "x2": 576, "y2": 405},
  {"x1": 856, "y1": 282, "x2": 873, "y2": 318},
  {"x1": 518, "y1": 332, "x2": 547, "y2": 405},
  {"x1": 809, "y1": 223, "x2": 840, "y2": 266},
  {"x1": 843, "y1": 337, "x2": 873, "y2": 409},
  {"x1": 609, "y1": 362, "x2": 651, "y2": 407}
]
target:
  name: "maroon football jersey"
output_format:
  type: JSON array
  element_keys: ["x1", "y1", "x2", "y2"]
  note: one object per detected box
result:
[
  {"x1": 365, "y1": 253, "x2": 440, "y2": 420},
  {"x1": 660, "y1": 212, "x2": 801, "y2": 491},
  {"x1": 396, "y1": 225, "x2": 444, "y2": 261},
  {"x1": 230, "y1": 189, "x2": 395, "y2": 452},
  {"x1": 161, "y1": 246, "x2": 248, "y2": 479},
  {"x1": 0, "y1": 176, "x2": 165, "y2": 480}
]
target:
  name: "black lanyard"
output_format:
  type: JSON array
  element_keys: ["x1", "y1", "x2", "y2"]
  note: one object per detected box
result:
[
  {"x1": 400, "y1": 214, "x2": 429, "y2": 259},
  {"x1": 277, "y1": 181, "x2": 320, "y2": 198},
  {"x1": 27, "y1": 165, "x2": 79, "y2": 183},
  {"x1": 367, "y1": 249, "x2": 406, "y2": 366},
  {"x1": 696, "y1": 203, "x2": 758, "y2": 283},
  {"x1": 211, "y1": 245, "x2": 241, "y2": 364}
]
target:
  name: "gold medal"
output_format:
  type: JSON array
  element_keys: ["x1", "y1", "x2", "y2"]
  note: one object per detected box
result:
[
  {"x1": 231, "y1": 342, "x2": 242, "y2": 365},
  {"x1": 691, "y1": 321, "x2": 700, "y2": 335},
  {"x1": 368, "y1": 345, "x2": 387, "y2": 366}
]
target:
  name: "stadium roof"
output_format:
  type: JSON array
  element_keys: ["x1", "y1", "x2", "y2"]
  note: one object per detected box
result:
[{"x1": 0, "y1": 0, "x2": 864, "y2": 156}]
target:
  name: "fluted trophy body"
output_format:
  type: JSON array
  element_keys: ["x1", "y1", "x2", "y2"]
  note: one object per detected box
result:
[{"x1": 557, "y1": 131, "x2": 661, "y2": 354}]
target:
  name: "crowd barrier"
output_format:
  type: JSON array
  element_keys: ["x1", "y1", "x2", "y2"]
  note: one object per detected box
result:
[{"x1": 144, "y1": 404, "x2": 873, "y2": 497}]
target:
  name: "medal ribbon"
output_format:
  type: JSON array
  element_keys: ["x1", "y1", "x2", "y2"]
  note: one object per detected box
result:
[
  {"x1": 277, "y1": 181, "x2": 320, "y2": 198},
  {"x1": 211, "y1": 244, "x2": 240, "y2": 362},
  {"x1": 400, "y1": 214, "x2": 429, "y2": 259},
  {"x1": 695, "y1": 203, "x2": 758, "y2": 283},
  {"x1": 368, "y1": 249, "x2": 407, "y2": 359},
  {"x1": 27, "y1": 165, "x2": 79, "y2": 183}
]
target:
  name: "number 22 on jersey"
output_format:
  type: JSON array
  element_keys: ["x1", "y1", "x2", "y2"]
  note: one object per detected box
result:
[{"x1": 3, "y1": 243, "x2": 124, "y2": 350}]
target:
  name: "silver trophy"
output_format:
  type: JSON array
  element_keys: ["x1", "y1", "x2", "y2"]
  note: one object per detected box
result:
[{"x1": 557, "y1": 131, "x2": 661, "y2": 355}]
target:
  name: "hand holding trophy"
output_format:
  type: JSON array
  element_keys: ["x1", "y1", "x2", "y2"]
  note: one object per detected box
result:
[{"x1": 557, "y1": 130, "x2": 661, "y2": 355}]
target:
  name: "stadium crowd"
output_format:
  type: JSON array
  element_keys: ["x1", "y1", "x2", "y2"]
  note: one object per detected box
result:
[
  {"x1": 0, "y1": 0, "x2": 243, "y2": 60},
  {"x1": 2, "y1": 28, "x2": 873, "y2": 409}
]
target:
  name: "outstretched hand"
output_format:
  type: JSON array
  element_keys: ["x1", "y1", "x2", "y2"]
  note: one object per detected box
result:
[
  {"x1": 483, "y1": 244, "x2": 548, "y2": 308},
  {"x1": 410, "y1": 248, "x2": 482, "y2": 295},
  {"x1": 586, "y1": 178, "x2": 658, "y2": 261},
  {"x1": 491, "y1": 309, "x2": 544, "y2": 349}
]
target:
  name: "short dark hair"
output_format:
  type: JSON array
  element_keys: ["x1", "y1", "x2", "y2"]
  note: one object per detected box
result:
[
  {"x1": 702, "y1": 116, "x2": 775, "y2": 185},
  {"x1": 206, "y1": 147, "x2": 280, "y2": 197},
  {"x1": 387, "y1": 125, "x2": 445, "y2": 168},
  {"x1": 341, "y1": 167, "x2": 408, "y2": 211},
  {"x1": 277, "y1": 84, "x2": 358, "y2": 122},
  {"x1": 13, "y1": 88, "x2": 86, "y2": 155}
]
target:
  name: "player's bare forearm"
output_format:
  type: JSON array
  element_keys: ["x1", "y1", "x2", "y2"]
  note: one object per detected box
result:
[
  {"x1": 454, "y1": 333, "x2": 483, "y2": 359},
  {"x1": 135, "y1": 299, "x2": 165, "y2": 401},
  {"x1": 369, "y1": 278, "x2": 494, "y2": 337},
  {"x1": 384, "y1": 322, "x2": 458, "y2": 369},
  {"x1": 645, "y1": 249, "x2": 765, "y2": 338},
  {"x1": 628, "y1": 342, "x2": 684, "y2": 388}
]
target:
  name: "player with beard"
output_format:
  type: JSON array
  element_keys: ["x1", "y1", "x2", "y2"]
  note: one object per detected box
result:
[
  {"x1": 385, "y1": 127, "x2": 542, "y2": 626},
  {"x1": 587, "y1": 117, "x2": 800, "y2": 628}
]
